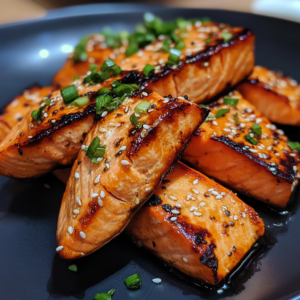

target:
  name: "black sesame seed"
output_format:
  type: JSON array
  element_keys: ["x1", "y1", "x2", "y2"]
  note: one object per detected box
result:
[
  {"x1": 78, "y1": 161, "x2": 82, "y2": 165},
  {"x1": 184, "y1": 95, "x2": 188, "y2": 100},
  {"x1": 140, "y1": 94, "x2": 144, "y2": 99},
  {"x1": 228, "y1": 252, "x2": 232, "y2": 257},
  {"x1": 204, "y1": 193, "x2": 210, "y2": 198},
  {"x1": 168, "y1": 94, "x2": 172, "y2": 98},
  {"x1": 223, "y1": 224, "x2": 229, "y2": 228},
  {"x1": 210, "y1": 216, "x2": 215, "y2": 220},
  {"x1": 229, "y1": 221, "x2": 235, "y2": 226},
  {"x1": 152, "y1": 241, "x2": 156, "y2": 248},
  {"x1": 225, "y1": 210, "x2": 230, "y2": 216},
  {"x1": 52, "y1": 110, "x2": 58, "y2": 115},
  {"x1": 232, "y1": 246, "x2": 236, "y2": 252},
  {"x1": 151, "y1": 104, "x2": 156, "y2": 108},
  {"x1": 162, "y1": 204, "x2": 172, "y2": 212}
]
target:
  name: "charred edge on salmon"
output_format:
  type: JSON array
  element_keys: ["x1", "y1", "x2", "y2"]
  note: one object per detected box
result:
[
  {"x1": 145, "y1": 195, "x2": 162, "y2": 206},
  {"x1": 211, "y1": 136, "x2": 297, "y2": 183}
]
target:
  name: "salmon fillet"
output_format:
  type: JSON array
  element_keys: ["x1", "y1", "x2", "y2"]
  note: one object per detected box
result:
[
  {"x1": 182, "y1": 91, "x2": 300, "y2": 208},
  {"x1": 126, "y1": 162, "x2": 265, "y2": 285},
  {"x1": 238, "y1": 66, "x2": 300, "y2": 125},
  {"x1": 0, "y1": 85, "x2": 53, "y2": 143},
  {"x1": 56, "y1": 92, "x2": 208, "y2": 259}
]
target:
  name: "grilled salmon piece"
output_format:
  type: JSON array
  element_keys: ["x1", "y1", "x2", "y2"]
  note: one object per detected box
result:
[
  {"x1": 127, "y1": 162, "x2": 264, "y2": 285},
  {"x1": 0, "y1": 86, "x2": 53, "y2": 143},
  {"x1": 56, "y1": 92, "x2": 208, "y2": 259},
  {"x1": 182, "y1": 91, "x2": 300, "y2": 208},
  {"x1": 238, "y1": 66, "x2": 300, "y2": 125}
]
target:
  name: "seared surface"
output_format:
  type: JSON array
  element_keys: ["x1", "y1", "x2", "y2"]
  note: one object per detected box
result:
[
  {"x1": 56, "y1": 92, "x2": 208, "y2": 259},
  {"x1": 182, "y1": 91, "x2": 300, "y2": 207},
  {"x1": 127, "y1": 162, "x2": 265, "y2": 285},
  {"x1": 238, "y1": 66, "x2": 300, "y2": 125}
]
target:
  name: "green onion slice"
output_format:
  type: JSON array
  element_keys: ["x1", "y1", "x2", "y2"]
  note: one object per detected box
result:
[
  {"x1": 124, "y1": 273, "x2": 142, "y2": 290},
  {"x1": 205, "y1": 33, "x2": 213, "y2": 44},
  {"x1": 245, "y1": 135, "x2": 259, "y2": 145},
  {"x1": 85, "y1": 137, "x2": 106, "y2": 161},
  {"x1": 68, "y1": 264, "x2": 77, "y2": 272},
  {"x1": 168, "y1": 48, "x2": 181, "y2": 65},
  {"x1": 287, "y1": 141, "x2": 300, "y2": 151},
  {"x1": 251, "y1": 123, "x2": 262, "y2": 136},
  {"x1": 175, "y1": 39, "x2": 186, "y2": 50},
  {"x1": 199, "y1": 104, "x2": 208, "y2": 108},
  {"x1": 73, "y1": 75, "x2": 79, "y2": 81},
  {"x1": 130, "y1": 114, "x2": 143, "y2": 128},
  {"x1": 94, "y1": 289, "x2": 115, "y2": 300},
  {"x1": 223, "y1": 97, "x2": 239, "y2": 105},
  {"x1": 143, "y1": 64, "x2": 155, "y2": 77},
  {"x1": 97, "y1": 87, "x2": 111, "y2": 95},
  {"x1": 134, "y1": 101, "x2": 151, "y2": 114},
  {"x1": 90, "y1": 64, "x2": 98, "y2": 72},
  {"x1": 162, "y1": 39, "x2": 171, "y2": 52},
  {"x1": 222, "y1": 32, "x2": 233, "y2": 42},
  {"x1": 61, "y1": 85, "x2": 79, "y2": 104},
  {"x1": 72, "y1": 36, "x2": 88, "y2": 63},
  {"x1": 72, "y1": 96, "x2": 89, "y2": 107},
  {"x1": 233, "y1": 113, "x2": 239, "y2": 125},
  {"x1": 215, "y1": 108, "x2": 230, "y2": 118}
]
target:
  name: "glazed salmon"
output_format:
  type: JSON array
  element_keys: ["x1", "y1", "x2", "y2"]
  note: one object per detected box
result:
[
  {"x1": 0, "y1": 85, "x2": 53, "y2": 143},
  {"x1": 56, "y1": 92, "x2": 208, "y2": 259},
  {"x1": 238, "y1": 66, "x2": 300, "y2": 125},
  {"x1": 182, "y1": 91, "x2": 300, "y2": 208},
  {"x1": 127, "y1": 162, "x2": 265, "y2": 285}
]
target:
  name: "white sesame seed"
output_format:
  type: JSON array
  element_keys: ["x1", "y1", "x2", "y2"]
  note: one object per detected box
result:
[
  {"x1": 211, "y1": 191, "x2": 219, "y2": 195},
  {"x1": 249, "y1": 149, "x2": 258, "y2": 153},
  {"x1": 92, "y1": 193, "x2": 99, "y2": 198},
  {"x1": 28, "y1": 136, "x2": 33, "y2": 139},
  {"x1": 121, "y1": 160, "x2": 130, "y2": 165},
  {"x1": 266, "y1": 124, "x2": 272, "y2": 129},
  {"x1": 293, "y1": 166, "x2": 298, "y2": 173},
  {"x1": 147, "y1": 108, "x2": 154, "y2": 113},
  {"x1": 170, "y1": 217, "x2": 177, "y2": 222},
  {"x1": 108, "y1": 122, "x2": 115, "y2": 127},
  {"x1": 81, "y1": 145, "x2": 87, "y2": 150},
  {"x1": 277, "y1": 129, "x2": 284, "y2": 135},
  {"x1": 256, "y1": 118, "x2": 262, "y2": 124},
  {"x1": 193, "y1": 179, "x2": 198, "y2": 185},
  {"x1": 99, "y1": 128, "x2": 107, "y2": 133},
  {"x1": 75, "y1": 172, "x2": 80, "y2": 178},
  {"x1": 240, "y1": 123, "x2": 246, "y2": 128},
  {"x1": 100, "y1": 191, "x2": 105, "y2": 198},
  {"x1": 204, "y1": 62, "x2": 209, "y2": 67},
  {"x1": 171, "y1": 209, "x2": 180, "y2": 214},
  {"x1": 249, "y1": 133, "x2": 254, "y2": 138},
  {"x1": 101, "y1": 111, "x2": 108, "y2": 117},
  {"x1": 223, "y1": 128, "x2": 231, "y2": 132},
  {"x1": 183, "y1": 257, "x2": 188, "y2": 263},
  {"x1": 267, "y1": 146, "x2": 273, "y2": 150},
  {"x1": 143, "y1": 124, "x2": 150, "y2": 129},
  {"x1": 124, "y1": 106, "x2": 129, "y2": 113},
  {"x1": 193, "y1": 212, "x2": 202, "y2": 216},
  {"x1": 94, "y1": 175, "x2": 101, "y2": 184},
  {"x1": 246, "y1": 108, "x2": 253, "y2": 113},
  {"x1": 145, "y1": 187, "x2": 151, "y2": 191},
  {"x1": 68, "y1": 226, "x2": 73, "y2": 234},
  {"x1": 163, "y1": 98, "x2": 169, "y2": 103},
  {"x1": 73, "y1": 209, "x2": 80, "y2": 214},
  {"x1": 212, "y1": 121, "x2": 218, "y2": 126},
  {"x1": 271, "y1": 125, "x2": 277, "y2": 130},
  {"x1": 98, "y1": 197, "x2": 103, "y2": 207},
  {"x1": 76, "y1": 197, "x2": 82, "y2": 206},
  {"x1": 142, "y1": 92, "x2": 148, "y2": 96},
  {"x1": 192, "y1": 188, "x2": 199, "y2": 194},
  {"x1": 120, "y1": 146, "x2": 127, "y2": 151},
  {"x1": 290, "y1": 153, "x2": 296, "y2": 157},
  {"x1": 152, "y1": 278, "x2": 162, "y2": 284},
  {"x1": 269, "y1": 167, "x2": 276, "y2": 172},
  {"x1": 221, "y1": 192, "x2": 226, "y2": 196},
  {"x1": 186, "y1": 194, "x2": 192, "y2": 201},
  {"x1": 208, "y1": 188, "x2": 214, "y2": 192},
  {"x1": 216, "y1": 195, "x2": 223, "y2": 199},
  {"x1": 135, "y1": 113, "x2": 140, "y2": 118},
  {"x1": 80, "y1": 231, "x2": 86, "y2": 239},
  {"x1": 242, "y1": 212, "x2": 247, "y2": 218},
  {"x1": 44, "y1": 113, "x2": 48, "y2": 118},
  {"x1": 199, "y1": 202, "x2": 206, "y2": 207},
  {"x1": 275, "y1": 153, "x2": 280, "y2": 156},
  {"x1": 190, "y1": 206, "x2": 197, "y2": 212},
  {"x1": 56, "y1": 246, "x2": 64, "y2": 252},
  {"x1": 178, "y1": 96, "x2": 185, "y2": 100}
]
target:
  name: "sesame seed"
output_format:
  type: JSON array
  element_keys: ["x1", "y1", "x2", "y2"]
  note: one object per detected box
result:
[
  {"x1": 152, "y1": 278, "x2": 162, "y2": 284},
  {"x1": 142, "y1": 92, "x2": 148, "y2": 96},
  {"x1": 80, "y1": 231, "x2": 86, "y2": 239},
  {"x1": 92, "y1": 193, "x2": 99, "y2": 198},
  {"x1": 94, "y1": 175, "x2": 101, "y2": 184},
  {"x1": 81, "y1": 145, "x2": 87, "y2": 150},
  {"x1": 234, "y1": 215, "x2": 238, "y2": 220},
  {"x1": 101, "y1": 111, "x2": 108, "y2": 117},
  {"x1": 193, "y1": 212, "x2": 202, "y2": 216},
  {"x1": 193, "y1": 179, "x2": 199, "y2": 185},
  {"x1": 98, "y1": 197, "x2": 103, "y2": 206},
  {"x1": 171, "y1": 209, "x2": 180, "y2": 214},
  {"x1": 199, "y1": 202, "x2": 206, "y2": 207},
  {"x1": 186, "y1": 194, "x2": 192, "y2": 200},
  {"x1": 28, "y1": 136, "x2": 33, "y2": 139},
  {"x1": 143, "y1": 124, "x2": 150, "y2": 129},
  {"x1": 249, "y1": 149, "x2": 258, "y2": 153},
  {"x1": 277, "y1": 129, "x2": 284, "y2": 135},
  {"x1": 293, "y1": 166, "x2": 298, "y2": 173},
  {"x1": 242, "y1": 212, "x2": 247, "y2": 218},
  {"x1": 208, "y1": 188, "x2": 214, "y2": 192},
  {"x1": 190, "y1": 206, "x2": 197, "y2": 212},
  {"x1": 124, "y1": 106, "x2": 129, "y2": 113},
  {"x1": 290, "y1": 153, "x2": 296, "y2": 157},
  {"x1": 76, "y1": 197, "x2": 82, "y2": 206},
  {"x1": 56, "y1": 246, "x2": 64, "y2": 252},
  {"x1": 169, "y1": 196, "x2": 178, "y2": 201},
  {"x1": 183, "y1": 257, "x2": 188, "y2": 263},
  {"x1": 68, "y1": 226, "x2": 73, "y2": 234},
  {"x1": 211, "y1": 191, "x2": 219, "y2": 196},
  {"x1": 135, "y1": 113, "x2": 140, "y2": 118},
  {"x1": 73, "y1": 209, "x2": 80, "y2": 214},
  {"x1": 44, "y1": 113, "x2": 48, "y2": 118},
  {"x1": 223, "y1": 128, "x2": 231, "y2": 132},
  {"x1": 192, "y1": 188, "x2": 199, "y2": 194},
  {"x1": 212, "y1": 121, "x2": 218, "y2": 126},
  {"x1": 120, "y1": 146, "x2": 126, "y2": 151},
  {"x1": 163, "y1": 98, "x2": 169, "y2": 103},
  {"x1": 145, "y1": 187, "x2": 151, "y2": 191},
  {"x1": 204, "y1": 62, "x2": 209, "y2": 67},
  {"x1": 221, "y1": 192, "x2": 226, "y2": 196},
  {"x1": 178, "y1": 96, "x2": 185, "y2": 100},
  {"x1": 75, "y1": 172, "x2": 80, "y2": 178},
  {"x1": 240, "y1": 123, "x2": 246, "y2": 128},
  {"x1": 108, "y1": 122, "x2": 115, "y2": 127},
  {"x1": 256, "y1": 118, "x2": 262, "y2": 124},
  {"x1": 100, "y1": 191, "x2": 105, "y2": 198},
  {"x1": 216, "y1": 195, "x2": 223, "y2": 199},
  {"x1": 121, "y1": 160, "x2": 130, "y2": 165},
  {"x1": 271, "y1": 124, "x2": 277, "y2": 130}
]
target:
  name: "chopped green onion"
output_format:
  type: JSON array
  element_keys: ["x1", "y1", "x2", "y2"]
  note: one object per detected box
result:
[
  {"x1": 205, "y1": 33, "x2": 213, "y2": 44},
  {"x1": 101, "y1": 60, "x2": 115, "y2": 72},
  {"x1": 135, "y1": 101, "x2": 151, "y2": 114},
  {"x1": 168, "y1": 48, "x2": 181, "y2": 65},
  {"x1": 175, "y1": 39, "x2": 186, "y2": 50},
  {"x1": 113, "y1": 85, "x2": 134, "y2": 97},
  {"x1": 73, "y1": 75, "x2": 79, "y2": 81},
  {"x1": 162, "y1": 39, "x2": 171, "y2": 52},
  {"x1": 130, "y1": 114, "x2": 143, "y2": 128},
  {"x1": 215, "y1": 108, "x2": 230, "y2": 118},
  {"x1": 43, "y1": 98, "x2": 51, "y2": 105},
  {"x1": 124, "y1": 273, "x2": 142, "y2": 290},
  {"x1": 96, "y1": 95, "x2": 113, "y2": 114},
  {"x1": 68, "y1": 264, "x2": 77, "y2": 272},
  {"x1": 90, "y1": 64, "x2": 98, "y2": 72},
  {"x1": 97, "y1": 87, "x2": 111, "y2": 95},
  {"x1": 94, "y1": 289, "x2": 115, "y2": 300},
  {"x1": 125, "y1": 39, "x2": 139, "y2": 57},
  {"x1": 72, "y1": 36, "x2": 88, "y2": 63},
  {"x1": 61, "y1": 85, "x2": 79, "y2": 104},
  {"x1": 31, "y1": 109, "x2": 41, "y2": 121},
  {"x1": 86, "y1": 137, "x2": 106, "y2": 161},
  {"x1": 251, "y1": 123, "x2": 262, "y2": 136},
  {"x1": 143, "y1": 64, "x2": 155, "y2": 77},
  {"x1": 200, "y1": 17, "x2": 211, "y2": 24},
  {"x1": 176, "y1": 18, "x2": 190, "y2": 31},
  {"x1": 171, "y1": 33, "x2": 180, "y2": 42},
  {"x1": 223, "y1": 97, "x2": 239, "y2": 105},
  {"x1": 245, "y1": 135, "x2": 259, "y2": 145},
  {"x1": 222, "y1": 32, "x2": 233, "y2": 42},
  {"x1": 234, "y1": 113, "x2": 239, "y2": 125},
  {"x1": 199, "y1": 104, "x2": 208, "y2": 108},
  {"x1": 287, "y1": 141, "x2": 300, "y2": 151},
  {"x1": 72, "y1": 96, "x2": 89, "y2": 107}
]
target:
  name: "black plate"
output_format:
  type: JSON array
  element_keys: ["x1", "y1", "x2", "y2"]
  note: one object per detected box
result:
[{"x1": 1, "y1": 4, "x2": 300, "y2": 300}]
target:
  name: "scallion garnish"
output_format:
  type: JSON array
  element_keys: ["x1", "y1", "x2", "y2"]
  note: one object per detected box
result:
[
  {"x1": 162, "y1": 38, "x2": 171, "y2": 52},
  {"x1": 176, "y1": 18, "x2": 190, "y2": 31},
  {"x1": 168, "y1": 48, "x2": 181, "y2": 65},
  {"x1": 130, "y1": 114, "x2": 143, "y2": 128},
  {"x1": 175, "y1": 39, "x2": 186, "y2": 51},
  {"x1": 135, "y1": 101, "x2": 151, "y2": 114},
  {"x1": 124, "y1": 273, "x2": 142, "y2": 290},
  {"x1": 94, "y1": 289, "x2": 115, "y2": 300},
  {"x1": 72, "y1": 36, "x2": 88, "y2": 63},
  {"x1": 97, "y1": 87, "x2": 111, "y2": 95},
  {"x1": 215, "y1": 108, "x2": 230, "y2": 118},
  {"x1": 205, "y1": 33, "x2": 213, "y2": 44},
  {"x1": 199, "y1": 104, "x2": 208, "y2": 108},
  {"x1": 68, "y1": 264, "x2": 77, "y2": 272},
  {"x1": 72, "y1": 96, "x2": 89, "y2": 107},
  {"x1": 251, "y1": 123, "x2": 262, "y2": 136},
  {"x1": 85, "y1": 137, "x2": 106, "y2": 162},
  {"x1": 287, "y1": 141, "x2": 300, "y2": 151},
  {"x1": 223, "y1": 97, "x2": 239, "y2": 105},
  {"x1": 73, "y1": 75, "x2": 79, "y2": 81},
  {"x1": 245, "y1": 134, "x2": 259, "y2": 145},
  {"x1": 222, "y1": 32, "x2": 233, "y2": 42},
  {"x1": 31, "y1": 99, "x2": 50, "y2": 121},
  {"x1": 90, "y1": 64, "x2": 98, "y2": 72},
  {"x1": 125, "y1": 38, "x2": 139, "y2": 57},
  {"x1": 234, "y1": 113, "x2": 239, "y2": 125},
  {"x1": 61, "y1": 85, "x2": 79, "y2": 104},
  {"x1": 143, "y1": 64, "x2": 155, "y2": 77}
]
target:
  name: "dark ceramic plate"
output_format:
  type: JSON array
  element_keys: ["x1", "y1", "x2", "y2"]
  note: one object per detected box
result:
[{"x1": 1, "y1": 4, "x2": 300, "y2": 300}]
